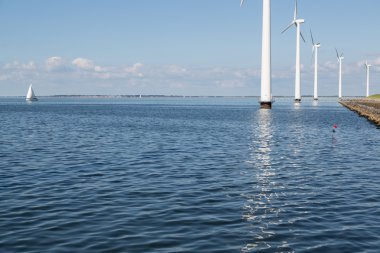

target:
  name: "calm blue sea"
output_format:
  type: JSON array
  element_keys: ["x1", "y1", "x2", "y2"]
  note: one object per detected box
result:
[{"x1": 0, "y1": 97, "x2": 379, "y2": 253}]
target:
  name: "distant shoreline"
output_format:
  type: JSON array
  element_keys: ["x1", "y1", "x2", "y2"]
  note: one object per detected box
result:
[{"x1": 0, "y1": 95, "x2": 362, "y2": 99}]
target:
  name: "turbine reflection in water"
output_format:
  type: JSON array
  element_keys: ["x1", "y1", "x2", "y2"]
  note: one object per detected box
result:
[{"x1": 242, "y1": 109, "x2": 289, "y2": 252}]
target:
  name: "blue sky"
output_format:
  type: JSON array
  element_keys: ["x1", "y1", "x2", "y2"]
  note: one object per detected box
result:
[{"x1": 1, "y1": 0, "x2": 380, "y2": 96}]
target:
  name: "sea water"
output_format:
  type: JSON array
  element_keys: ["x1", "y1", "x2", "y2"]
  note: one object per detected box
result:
[{"x1": 0, "y1": 97, "x2": 379, "y2": 252}]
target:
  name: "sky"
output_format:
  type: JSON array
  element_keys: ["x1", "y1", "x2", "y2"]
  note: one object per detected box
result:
[{"x1": 1, "y1": 0, "x2": 380, "y2": 96}]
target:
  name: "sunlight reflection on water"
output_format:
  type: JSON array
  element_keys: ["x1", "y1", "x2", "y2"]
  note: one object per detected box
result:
[{"x1": 243, "y1": 109, "x2": 291, "y2": 252}]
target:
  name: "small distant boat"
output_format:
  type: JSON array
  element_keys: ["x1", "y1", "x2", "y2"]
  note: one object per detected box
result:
[{"x1": 26, "y1": 84, "x2": 38, "y2": 101}]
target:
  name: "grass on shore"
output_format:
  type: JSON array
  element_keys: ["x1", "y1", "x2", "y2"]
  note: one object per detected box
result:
[{"x1": 368, "y1": 94, "x2": 380, "y2": 99}]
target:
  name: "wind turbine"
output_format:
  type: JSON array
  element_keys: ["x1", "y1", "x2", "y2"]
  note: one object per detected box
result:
[
  {"x1": 311, "y1": 30, "x2": 320, "y2": 101},
  {"x1": 282, "y1": 0, "x2": 305, "y2": 103},
  {"x1": 241, "y1": 0, "x2": 272, "y2": 109},
  {"x1": 336, "y1": 49, "x2": 344, "y2": 99},
  {"x1": 365, "y1": 61, "x2": 372, "y2": 97}
]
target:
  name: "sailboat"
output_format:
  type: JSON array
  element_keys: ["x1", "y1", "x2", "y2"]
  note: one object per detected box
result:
[{"x1": 26, "y1": 84, "x2": 38, "y2": 101}]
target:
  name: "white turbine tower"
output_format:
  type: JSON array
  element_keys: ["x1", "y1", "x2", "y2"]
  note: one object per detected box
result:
[
  {"x1": 241, "y1": 0, "x2": 272, "y2": 109},
  {"x1": 365, "y1": 61, "x2": 372, "y2": 97},
  {"x1": 282, "y1": 0, "x2": 305, "y2": 103},
  {"x1": 311, "y1": 30, "x2": 320, "y2": 101},
  {"x1": 336, "y1": 49, "x2": 344, "y2": 99}
]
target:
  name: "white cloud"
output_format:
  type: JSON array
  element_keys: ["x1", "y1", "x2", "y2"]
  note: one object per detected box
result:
[
  {"x1": 319, "y1": 61, "x2": 338, "y2": 72},
  {"x1": 373, "y1": 58, "x2": 380, "y2": 66},
  {"x1": 72, "y1": 58, "x2": 93, "y2": 70},
  {"x1": 45, "y1": 56, "x2": 68, "y2": 71},
  {"x1": 272, "y1": 70, "x2": 292, "y2": 79},
  {"x1": 125, "y1": 63, "x2": 143, "y2": 73},
  {"x1": 3, "y1": 56, "x2": 374, "y2": 96},
  {"x1": 124, "y1": 63, "x2": 144, "y2": 77},
  {"x1": 1, "y1": 61, "x2": 38, "y2": 82},
  {"x1": 166, "y1": 65, "x2": 187, "y2": 76},
  {"x1": 72, "y1": 57, "x2": 99, "y2": 71},
  {"x1": 216, "y1": 80, "x2": 245, "y2": 88},
  {"x1": 4, "y1": 61, "x2": 37, "y2": 71}
]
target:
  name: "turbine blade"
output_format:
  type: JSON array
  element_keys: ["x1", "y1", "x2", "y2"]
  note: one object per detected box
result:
[
  {"x1": 240, "y1": 0, "x2": 245, "y2": 7},
  {"x1": 335, "y1": 48, "x2": 339, "y2": 59},
  {"x1": 300, "y1": 32, "x2": 306, "y2": 43},
  {"x1": 341, "y1": 53, "x2": 344, "y2": 58},
  {"x1": 312, "y1": 46, "x2": 315, "y2": 64},
  {"x1": 282, "y1": 21, "x2": 295, "y2": 34},
  {"x1": 294, "y1": 0, "x2": 298, "y2": 20},
  {"x1": 310, "y1": 29, "x2": 315, "y2": 45}
]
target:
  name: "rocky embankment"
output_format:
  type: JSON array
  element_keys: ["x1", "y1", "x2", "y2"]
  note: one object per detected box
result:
[{"x1": 340, "y1": 99, "x2": 380, "y2": 126}]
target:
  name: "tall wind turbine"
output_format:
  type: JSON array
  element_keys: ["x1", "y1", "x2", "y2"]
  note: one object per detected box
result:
[
  {"x1": 282, "y1": 0, "x2": 305, "y2": 103},
  {"x1": 311, "y1": 30, "x2": 320, "y2": 101},
  {"x1": 365, "y1": 61, "x2": 372, "y2": 97},
  {"x1": 241, "y1": 0, "x2": 272, "y2": 109},
  {"x1": 336, "y1": 49, "x2": 344, "y2": 99}
]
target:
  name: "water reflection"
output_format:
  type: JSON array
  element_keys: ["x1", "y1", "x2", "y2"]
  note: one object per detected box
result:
[
  {"x1": 242, "y1": 109, "x2": 288, "y2": 252},
  {"x1": 293, "y1": 102, "x2": 301, "y2": 110}
]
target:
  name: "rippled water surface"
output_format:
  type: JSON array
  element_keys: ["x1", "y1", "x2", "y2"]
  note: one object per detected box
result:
[{"x1": 1, "y1": 97, "x2": 379, "y2": 253}]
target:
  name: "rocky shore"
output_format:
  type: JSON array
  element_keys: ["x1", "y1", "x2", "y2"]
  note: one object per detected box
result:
[{"x1": 340, "y1": 99, "x2": 380, "y2": 126}]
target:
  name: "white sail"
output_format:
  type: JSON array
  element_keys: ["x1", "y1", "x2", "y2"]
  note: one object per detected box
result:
[{"x1": 26, "y1": 84, "x2": 38, "y2": 101}]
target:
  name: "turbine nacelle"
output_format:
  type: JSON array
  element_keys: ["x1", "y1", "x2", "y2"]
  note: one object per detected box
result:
[
  {"x1": 282, "y1": 20, "x2": 306, "y2": 42},
  {"x1": 312, "y1": 43, "x2": 320, "y2": 61},
  {"x1": 281, "y1": 0, "x2": 305, "y2": 42},
  {"x1": 335, "y1": 48, "x2": 344, "y2": 62},
  {"x1": 310, "y1": 30, "x2": 321, "y2": 50},
  {"x1": 365, "y1": 61, "x2": 372, "y2": 68}
]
